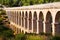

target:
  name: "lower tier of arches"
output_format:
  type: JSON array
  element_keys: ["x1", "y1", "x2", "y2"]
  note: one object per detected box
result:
[{"x1": 9, "y1": 22, "x2": 60, "y2": 36}]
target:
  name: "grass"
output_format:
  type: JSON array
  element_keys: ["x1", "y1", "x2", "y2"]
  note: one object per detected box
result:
[
  {"x1": 27, "y1": 36, "x2": 42, "y2": 40},
  {"x1": 26, "y1": 35, "x2": 46, "y2": 40},
  {"x1": 14, "y1": 33, "x2": 48, "y2": 40}
]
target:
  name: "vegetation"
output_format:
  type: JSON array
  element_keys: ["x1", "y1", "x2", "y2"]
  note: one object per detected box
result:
[
  {"x1": 0, "y1": 9, "x2": 14, "y2": 40},
  {"x1": 15, "y1": 33, "x2": 26, "y2": 40},
  {"x1": 0, "y1": 0, "x2": 60, "y2": 7},
  {"x1": 26, "y1": 34, "x2": 44, "y2": 40},
  {"x1": 11, "y1": 33, "x2": 60, "y2": 40},
  {"x1": 51, "y1": 36, "x2": 60, "y2": 40}
]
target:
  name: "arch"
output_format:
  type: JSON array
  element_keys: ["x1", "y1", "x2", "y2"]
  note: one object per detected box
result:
[
  {"x1": 16, "y1": 28, "x2": 18, "y2": 34},
  {"x1": 29, "y1": 11, "x2": 32, "y2": 30},
  {"x1": 22, "y1": 11, "x2": 24, "y2": 27},
  {"x1": 55, "y1": 11, "x2": 60, "y2": 36},
  {"x1": 15, "y1": 11, "x2": 17, "y2": 24},
  {"x1": 19, "y1": 29, "x2": 21, "y2": 33},
  {"x1": 33, "y1": 11, "x2": 37, "y2": 33},
  {"x1": 17, "y1": 12, "x2": 18, "y2": 25},
  {"x1": 13, "y1": 12, "x2": 15, "y2": 23},
  {"x1": 22, "y1": 30, "x2": 24, "y2": 33},
  {"x1": 14, "y1": 27, "x2": 16, "y2": 32},
  {"x1": 46, "y1": 11, "x2": 52, "y2": 34},
  {"x1": 17, "y1": 28, "x2": 19, "y2": 34},
  {"x1": 14, "y1": 11, "x2": 16, "y2": 24},
  {"x1": 10, "y1": 11, "x2": 12, "y2": 22},
  {"x1": 19, "y1": 11, "x2": 21, "y2": 26},
  {"x1": 25, "y1": 11, "x2": 28, "y2": 29},
  {"x1": 12, "y1": 11, "x2": 14, "y2": 22},
  {"x1": 39, "y1": 11, "x2": 44, "y2": 33}
]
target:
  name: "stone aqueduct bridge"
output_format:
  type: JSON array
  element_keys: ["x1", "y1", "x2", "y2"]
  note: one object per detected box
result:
[{"x1": 4, "y1": 2, "x2": 60, "y2": 36}]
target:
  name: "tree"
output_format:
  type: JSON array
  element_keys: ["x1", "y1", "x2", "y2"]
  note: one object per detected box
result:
[
  {"x1": 9, "y1": 0, "x2": 14, "y2": 7},
  {"x1": 13, "y1": 0, "x2": 22, "y2": 7}
]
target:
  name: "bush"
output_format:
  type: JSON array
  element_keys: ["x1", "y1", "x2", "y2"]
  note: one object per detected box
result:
[
  {"x1": 39, "y1": 32, "x2": 45, "y2": 35},
  {"x1": 44, "y1": 33, "x2": 52, "y2": 36},
  {"x1": 51, "y1": 36, "x2": 60, "y2": 40},
  {"x1": 0, "y1": 18, "x2": 3, "y2": 24},
  {"x1": 15, "y1": 33, "x2": 26, "y2": 40},
  {"x1": 1, "y1": 11, "x2": 6, "y2": 15},
  {"x1": 0, "y1": 18, "x2": 3, "y2": 22},
  {"x1": 4, "y1": 16, "x2": 8, "y2": 18},
  {"x1": 0, "y1": 25, "x2": 14, "y2": 40},
  {"x1": 25, "y1": 33, "x2": 37, "y2": 35},
  {"x1": 26, "y1": 34, "x2": 44, "y2": 40},
  {"x1": 2, "y1": 30, "x2": 14, "y2": 38}
]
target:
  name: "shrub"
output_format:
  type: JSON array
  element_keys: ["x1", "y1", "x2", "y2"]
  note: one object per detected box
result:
[
  {"x1": 44, "y1": 33, "x2": 52, "y2": 36},
  {"x1": 51, "y1": 36, "x2": 60, "y2": 40},
  {"x1": 0, "y1": 18, "x2": 3, "y2": 22},
  {"x1": 26, "y1": 34, "x2": 44, "y2": 40},
  {"x1": 39, "y1": 32, "x2": 45, "y2": 35},
  {"x1": 15, "y1": 33, "x2": 26, "y2": 40},
  {"x1": 4, "y1": 16, "x2": 8, "y2": 18},
  {"x1": 0, "y1": 18, "x2": 3, "y2": 24},
  {"x1": 1, "y1": 11, "x2": 6, "y2": 15}
]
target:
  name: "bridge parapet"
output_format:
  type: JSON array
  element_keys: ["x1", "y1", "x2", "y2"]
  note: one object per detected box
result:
[{"x1": 4, "y1": 2, "x2": 60, "y2": 11}]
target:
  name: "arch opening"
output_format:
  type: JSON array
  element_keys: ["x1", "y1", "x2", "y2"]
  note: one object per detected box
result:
[
  {"x1": 19, "y1": 29, "x2": 21, "y2": 33},
  {"x1": 46, "y1": 11, "x2": 52, "y2": 34},
  {"x1": 15, "y1": 11, "x2": 16, "y2": 24},
  {"x1": 33, "y1": 11, "x2": 37, "y2": 33},
  {"x1": 17, "y1": 12, "x2": 19, "y2": 25},
  {"x1": 29, "y1": 11, "x2": 32, "y2": 30},
  {"x1": 22, "y1": 11, "x2": 24, "y2": 27},
  {"x1": 25, "y1": 11, "x2": 28, "y2": 29},
  {"x1": 55, "y1": 11, "x2": 60, "y2": 36},
  {"x1": 22, "y1": 30, "x2": 24, "y2": 33},
  {"x1": 19, "y1": 12, "x2": 21, "y2": 26},
  {"x1": 39, "y1": 11, "x2": 44, "y2": 33},
  {"x1": 16, "y1": 12, "x2": 18, "y2": 25},
  {"x1": 16, "y1": 12, "x2": 17, "y2": 24}
]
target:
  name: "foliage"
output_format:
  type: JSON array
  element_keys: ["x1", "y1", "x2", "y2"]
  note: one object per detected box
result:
[
  {"x1": 0, "y1": 18, "x2": 3, "y2": 21},
  {"x1": 14, "y1": 33, "x2": 47, "y2": 40},
  {"x1": 26, "y1": 34, "x2": 44, "y2": 40},
  {"x1": 0, "y1": 10, "x2": 6, "y2": 15},
  {"x1": 8, "y1": 0, "x2": 14, "y2": 7},
  {"x1": 0, "y1": 0, "x2": 60, "y2": 7},
  {"x1": 51, "y1": 36, "x2": 60, "y2": 40},
  {"x1": 0, "y1": 24, "x2": 14, "y2": 40},
  {"x1": 0, "y1": 10, "x2": 14, "y2": 40},
  {"x1": 4, "y1": 16, "x2": 8, "y2": 18},
  {"x1": 15, "y1": 33, "x2": 26, "y2": 40},
  {"x1": 0, "y1": 25, "x2": 14, "y2": 39}
]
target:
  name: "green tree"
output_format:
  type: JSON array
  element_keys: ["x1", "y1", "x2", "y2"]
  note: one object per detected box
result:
[
  {"x1": 13, "y1": 0, "x2": 22, "y2": 7},
  {"x1": 8, "y1": 0, "x2": 14, "y2": 7}
]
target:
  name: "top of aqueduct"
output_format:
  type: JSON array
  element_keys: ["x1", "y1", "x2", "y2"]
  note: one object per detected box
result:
[{"x1": 4, "y1": 2, "x2": 60, "y2": 10}]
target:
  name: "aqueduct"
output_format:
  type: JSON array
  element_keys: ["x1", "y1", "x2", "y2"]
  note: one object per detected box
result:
[{"x1": 4, "y1": 2, "x2": 60, "y2": 36}]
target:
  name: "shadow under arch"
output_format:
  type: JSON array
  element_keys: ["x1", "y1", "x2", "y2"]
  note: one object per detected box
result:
[
  {"x1": 39, "y1": 11, "x2": 44, "y2": 33},
  {"x1": 33, "y1": 11, "x2": 37, "y2": 33},
  {"x1": 55, "y1": 11, "x2": 60, "y2": 36},
  {"x1": 46, "y1": 11, "x2": 52, "y2": 34},
  {"x1": 17, "y1": 12, "x2": 19, "y2": 25},
  {"x1": 29, "y1": 11, "x2": 32, "y2": 30},
  {"x1": 25, "y1": 11, "x2": 28, "y2": 29},
  {"x1": 22, "y1": 11, "x2": 24, "y2": 27},
  {"x1": 15, "y1": 11, "x2": 18, "y2": 24},
  {"x1": 19, "y1": 11, "x2": 21, "y2": 26}
]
